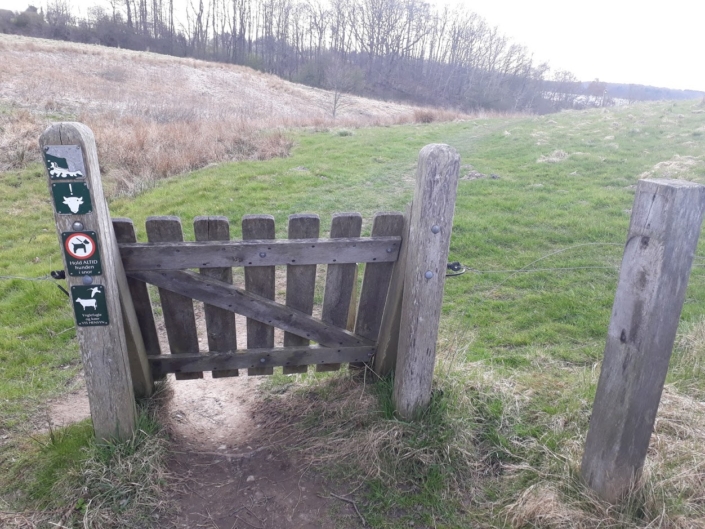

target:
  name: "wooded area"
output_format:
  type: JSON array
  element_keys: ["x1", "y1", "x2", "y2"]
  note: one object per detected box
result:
[
  {"x1": 1, "y1": 0, "x2": 588, "y2": 113},
  {"x1": 4, "y1": 1, "x2": 705, "y2": 117}
]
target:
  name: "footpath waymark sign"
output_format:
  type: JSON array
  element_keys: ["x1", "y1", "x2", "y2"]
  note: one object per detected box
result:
[
  {"x1": 52, "y1": 182, "x2": 93, "y2": 215},
  {"x1": 43, "y1": 145, "x2": 86, "y2": 180},
  {"x1": 61, "y1": 231, "x2": 103, "y2": 276},
  {"x1": 71, "y1": 285, "x2": 109, "y2": 326}
]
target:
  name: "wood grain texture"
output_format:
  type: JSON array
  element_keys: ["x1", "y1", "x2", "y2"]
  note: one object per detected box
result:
[
  {"x1": 146, "y1": 216, "x2": 202, "y2": 380},
  {"x1": 126, "y1": 270, "x2": 372, "y2": 347},
  {"x1": 393, "y1": 144, "x2": 460, "y2": 419},
  {"x1": 113, "y1": 218, "x2": 161, "y2": 392},
  {"x1": 194, "y1": 216, "x2": 239, "y2": 378},
  {"x1": 374, "y1": 205, "x2": 410, "y2": 376},
  {"x1": 283, "y1": 214, "x2": 320, "y2": 374},
  {"x1": 149, "y1": 346, "x2": 376, "y2": 377},
  {"x1": 119, "y1": 237, "x2": 400, "y2": 270},
  {"x1": 352, "y1": 212, "x2": 404, "y2": 369},
  {"x1": 41, "y1": 123, "x2": 137, "y2": 440},
  {"x1": 112, "y1": 219, "x2": 162, "y2": 359},
  {"x1": 318, "y1": 213, "x2": 362, "y2": 372},
  {"x1": 243, "y1": 215, "x2": 276, "y2": 375},
  {"x1": 581, "y1": 178, "x2": 705, "y2": 503}
]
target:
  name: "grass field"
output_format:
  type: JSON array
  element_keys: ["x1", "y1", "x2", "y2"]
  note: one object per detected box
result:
[{"x1": 2, "y1": 99, "x2": 705, "y2": 527}]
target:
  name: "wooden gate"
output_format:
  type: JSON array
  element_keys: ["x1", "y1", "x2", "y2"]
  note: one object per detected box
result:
[
  {"x1": 41, "y1": 122, "x2": 460, "y2": 440},
  {"x1": 113, "y1": 212, "x2": 404, "y2": 379}
]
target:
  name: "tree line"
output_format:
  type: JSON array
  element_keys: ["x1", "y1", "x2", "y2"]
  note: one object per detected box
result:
[{"x1": 1, "y1": 0, "x2": 592, "y2": 113}]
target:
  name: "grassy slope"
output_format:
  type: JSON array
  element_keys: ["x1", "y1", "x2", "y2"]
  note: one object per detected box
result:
[{"x1": 2, "y1": 100, "x2": 705, "y2": 526}]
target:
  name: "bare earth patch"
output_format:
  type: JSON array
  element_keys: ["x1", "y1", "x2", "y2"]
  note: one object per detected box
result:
[
  {"x1": 45, "y1": 371, "x2": 362, "y2": 528},
  {"x1": 45, "y1": 386, "x2": 90, "y2": 430},
  {"x1": 41, "y1": 296, "x2": 362, "y2": 528}
]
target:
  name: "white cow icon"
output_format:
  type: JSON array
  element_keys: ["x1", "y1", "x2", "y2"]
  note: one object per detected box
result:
[
  {"x1": 75, "y1": 298, "x2": 97, "y2": 310},
  {"x1": 62, "y1": 195, "x2": 84, "y2": 213}
]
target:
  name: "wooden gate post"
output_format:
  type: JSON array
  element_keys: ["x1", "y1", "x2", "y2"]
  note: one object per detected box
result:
[
  {"x1": 393, "y1": 144, "x2": 460, "y2": 420},
  {"x1": 40, "y1": 122, "x2": 144, "y2": 441},
  {"x1": 581, "y1": 178, "x2": 705, "y2": 502}
]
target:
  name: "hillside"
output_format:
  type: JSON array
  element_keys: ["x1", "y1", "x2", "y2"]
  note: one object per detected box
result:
[{"x1": 0, "y1": 34, "x2": 462, "y2": 195}]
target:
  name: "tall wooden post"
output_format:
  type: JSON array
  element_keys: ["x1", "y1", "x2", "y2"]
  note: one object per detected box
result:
[
  {"x1": 582, "y1": 178, "x2": 705, "y2": 502},
  {"x1": 40, "y1": 122, "x2": 145, "y2": 441},
  {"x1": 393, "y1": 144, "x2": 460, "y2": 420}
]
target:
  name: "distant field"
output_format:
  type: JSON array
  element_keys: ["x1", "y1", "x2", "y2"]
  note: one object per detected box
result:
[
  {"x1": 2, "y1": 99, "x2": 705, "y2": 527},
  {"x1": 0, "y1": 34, "x2": 467, "y2": 197}
]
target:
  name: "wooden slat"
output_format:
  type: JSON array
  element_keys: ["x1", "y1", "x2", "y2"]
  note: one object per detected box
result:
[
  {"x1": 194, "y1": 216, "x2": 238, "y2": 378},
  {"x1": 113, "y1": 218, "x2": 163, "y2": 384},
  {"x1": 126, "y1": 270, "x2": 372, "y2": 348},
  {"x1": 374, "y1": 205, "x2": 410, "y2": 376},
  {"x1": 243, "y1": 215, "x2": 275, "y2": 376},
  {"x1": 318, "y1": 213, "x2": 362, "y2": 372},
  {"x1": 119, "y1": 236, "x2": 401, "y2": 270},
  {"x1": 149, "y1": 346, "x2": 376, "y2": 377},
  {"x1": 351, "y1": 212, "x2": 405, "y2": 369},
  {"x1": 283, "y1": 214, "x2": 320, "y2": 375},
  {"x1": 145, "y1": 216, "x2": 201, "y2": 380}
]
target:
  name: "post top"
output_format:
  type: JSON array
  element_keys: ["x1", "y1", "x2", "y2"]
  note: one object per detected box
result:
[{"x1": 641, "y1": 178, "x2": 704, "y2": 189}]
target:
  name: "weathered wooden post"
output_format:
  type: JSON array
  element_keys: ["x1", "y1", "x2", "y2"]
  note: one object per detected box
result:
[
  {"x1": 581, "y1": 178, "x2": 705, "y2": 502},
  {"x1": 40, "y1": 122, "x2": 150, "y2": 441},
  {"x1": 393, "y1": 144, "x2": 460, "y2": 419}
]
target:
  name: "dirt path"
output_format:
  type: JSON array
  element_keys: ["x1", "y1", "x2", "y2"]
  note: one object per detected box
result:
[
  {"x1": 165, "y1": 373, "x2": 358, "y2": 529},
  {"x1": 48, "y1": 372, "x2": 361, "y2": 528},
  {"x1": 41, "y1": 295, "x2": 364, "y2": 528}
]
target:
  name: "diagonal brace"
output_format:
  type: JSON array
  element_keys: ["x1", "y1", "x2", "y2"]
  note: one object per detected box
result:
[{"x1": 128, "y1": 270, "x2": 373, "y2": 348}]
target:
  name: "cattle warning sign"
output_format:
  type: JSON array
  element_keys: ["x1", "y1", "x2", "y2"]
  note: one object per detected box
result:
[
  {"x1": 71, "y1": 285, "x2": 109, "y2": 326},
  {"x1": 52, "y1": 182, "x2": 93, "y2": 215},
  {"x1": 61, "y1": 231, "x2": 103, "y2": 276}
]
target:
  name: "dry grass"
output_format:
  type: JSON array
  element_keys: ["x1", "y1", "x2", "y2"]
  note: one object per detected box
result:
[
  {"x1": 253, "y1": 324, "x2": 705, "y2": 528},
  {"x1": 0, "y1": 110, "x2": 41, "y2": 170},
  {"x1": 499, "y1": 335, "x2": 705, "y2": 529},
  {"x1": 0, "y1": 34, "x2": 473, "y2": 197},
  {"x1": 537, "y1": 149, "x2": 570, "y2": 163},
  {"x1": 638, "y1": 154, "x2": 705, "y2": 183},
  {"x1": 256, "y1": 362, "x2": 487, "y2": 501}
]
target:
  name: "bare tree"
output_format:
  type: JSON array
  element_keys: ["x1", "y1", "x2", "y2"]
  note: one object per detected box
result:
[{"x1": 325, "y1": 55, "x2": 363, "y2": 118}]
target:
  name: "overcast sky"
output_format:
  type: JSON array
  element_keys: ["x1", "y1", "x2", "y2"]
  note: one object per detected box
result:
[{"x1": 3, "y1": 0, "x2": 703, "y2": 91}]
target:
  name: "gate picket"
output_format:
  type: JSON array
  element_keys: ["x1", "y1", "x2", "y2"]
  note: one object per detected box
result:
[
  {"x1": 283, "y1": 214, "x2": 320, "y2": 374},
  {"x1": 112, "y1": 218, "x2": 163, "y2": 362},
  {"x1": 146, "y1": 216, "x2": 202, "y2": 380},
  {"x1": 318, "y1": 213, "x2": 362, "y2": 372},
  {"x1": 351, "y1": 212, "x2": 405, "y2": 368},
  {"x1": 195, "y1": 216, "x2": 238, "y2": 377},
  {"x1": 243, "y1": 215, "x2": 276, "y2": 375}
]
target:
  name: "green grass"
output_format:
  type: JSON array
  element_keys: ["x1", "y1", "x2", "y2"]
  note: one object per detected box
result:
[
  {"x1": 2, "y1": 100, "x2": 705, "y2": 527},
  {"x1": 0, "y1": 165, "x2": 81, "y2": 433},
  {"x1": 1, "y1": 394, "x2": 170, "y2": 527}
]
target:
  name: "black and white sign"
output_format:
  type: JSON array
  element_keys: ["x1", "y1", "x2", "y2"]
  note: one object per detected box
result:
[{"x1": 43, "y1": 145, "x2": 86, "y2": 180}]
